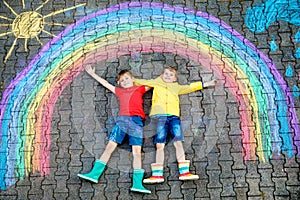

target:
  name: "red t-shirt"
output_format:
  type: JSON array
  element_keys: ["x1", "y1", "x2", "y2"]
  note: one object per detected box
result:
[{"x1": 115, "y1": 86, "x2": 147, "y2": 119}]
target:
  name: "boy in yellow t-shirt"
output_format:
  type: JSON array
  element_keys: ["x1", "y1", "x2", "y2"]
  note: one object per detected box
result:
[{"x1": 135, "y1": 66, "x2": 217, "y2": 183}]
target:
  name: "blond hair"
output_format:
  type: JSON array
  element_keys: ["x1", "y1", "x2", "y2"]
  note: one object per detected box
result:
[{"x1": 163, "y1": 66, "x2": 178, "y2": 77}]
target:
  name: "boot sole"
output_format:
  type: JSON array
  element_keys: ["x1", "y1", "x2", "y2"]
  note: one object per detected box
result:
[
  {"x1": 77, "y1": 174, "x2": 98, "y2": 183},
  {"x1": 143, "y1": 179, "x2": 164, "y2": 184},
  {"x1": 130, "y1": 188, "x2": 151, "y2": 194},
  {"x1": 179, "y1": 176, "x2": 199, "y2": 181}
]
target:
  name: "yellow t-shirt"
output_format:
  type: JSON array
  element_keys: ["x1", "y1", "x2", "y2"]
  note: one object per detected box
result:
[{"x1": 135, "y1": 77, "x2": 203, "y2": 117}]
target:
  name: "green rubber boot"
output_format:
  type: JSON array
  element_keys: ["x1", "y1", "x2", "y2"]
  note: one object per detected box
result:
[
  {"x1": 77, "y1": 160, "x2": 106, "y2": 183},
  {"x1": 130, "y1": 169, "x2": 151, "y2": 194}
]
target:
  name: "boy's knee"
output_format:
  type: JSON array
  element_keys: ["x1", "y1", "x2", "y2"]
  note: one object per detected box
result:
[
  {"x1": 132, "y1": 146, "x2": 142, "y2": 155},
  {"x1": 156, "y1": 143, "x2": 165, "y2": 151},
  {"x1": 173, "y1": 141, "x2": 183, "y2": 148},
  {"x1": 106, "y1": 141, "x2": 118, "y2": 151}
]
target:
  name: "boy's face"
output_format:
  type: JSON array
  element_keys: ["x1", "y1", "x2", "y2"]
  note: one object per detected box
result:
[
  {"x1": 161, "y1": 69, "x2": 177, "y2": 83},
  {"x1": 118, "y1": 73, "x2": 134, "y2": 88}
]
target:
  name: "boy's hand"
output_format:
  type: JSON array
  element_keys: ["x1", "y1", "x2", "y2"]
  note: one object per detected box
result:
[
  {"x1": 204, "y1": 79, "x2": 217, "y2": 88},
  {"x1": 85, "y1": 64, "x2": 95, "y2": 75}
]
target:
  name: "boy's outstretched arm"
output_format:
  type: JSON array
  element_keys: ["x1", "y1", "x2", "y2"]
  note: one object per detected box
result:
[
  {"x1": 133, "y1": 78, "x2": 152, "y2": 91},
  {"x1": 203, "y1": 79, "x2": 218, "y2": 88},
  {"x1": 85, "y1": 65, "x2": 116, "y2": 93}
]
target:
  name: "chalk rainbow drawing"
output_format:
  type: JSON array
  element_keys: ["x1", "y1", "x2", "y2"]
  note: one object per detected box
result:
[{"x1": 0, "y1": 2, "x2": 299, "y2": 190}]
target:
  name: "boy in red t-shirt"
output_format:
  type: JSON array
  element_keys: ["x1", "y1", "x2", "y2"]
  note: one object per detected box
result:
[{"x1": 78, "y1": 65, "x2": 151, "y2": 194}]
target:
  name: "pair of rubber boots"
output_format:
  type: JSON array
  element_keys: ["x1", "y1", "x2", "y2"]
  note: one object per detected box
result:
[
  {"x1": 77, "y1": 160, "x2": 151, "y2": 194},
  {"x1": 143, "y1": 160, "x2": 199, "y2": 184}
]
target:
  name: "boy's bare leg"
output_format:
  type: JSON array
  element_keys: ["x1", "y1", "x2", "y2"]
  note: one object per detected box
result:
[
  {"x1": 155, "y1": 143, "x2": 165, "y2": 164},
  {"x1": 143, "y1": 143, "x2": 165, "y2": 184},
  {"x1": 99, "y1": 141, "x2": 118, "y2": 163},
  {"x1": 131, "y1": 146, "x2": 151, "y2": 193},
  {"x1": 173, "y1": 141, "x2": 186, "y2": 161},
  {"x1": 173, "y1": 141, "x2": 199, "y2": 180},
  {"x1": 132, "y1": 145, "x2": 142, "y2": 168},
  {"x1": 77, "y1": 140, "x2": 117, "y2": 183}
]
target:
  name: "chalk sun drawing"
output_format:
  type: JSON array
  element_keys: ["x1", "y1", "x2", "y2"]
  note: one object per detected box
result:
[
  {"x1": 0, "y1": 0, "x2": 85, "y2": 62},
  {"x1": 0, "y1": 2, "x2": 299, "y2": 190}
]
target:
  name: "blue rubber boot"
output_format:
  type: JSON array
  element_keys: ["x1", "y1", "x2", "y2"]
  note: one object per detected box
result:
[
  {"x1": 77, "y1": 160, "x2": 106, "y2": 183},
  {"x1": 130, "y1": 169, "x2": 151, "y2": 194}
]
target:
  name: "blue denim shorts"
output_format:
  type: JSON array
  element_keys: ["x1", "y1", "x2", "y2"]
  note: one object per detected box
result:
[
  {"x1": 153, "y1": 115, "x2": 184, "y2": 144},
  {"x1": 109, "y1": 116, "x2": 144, "y2": 146}
]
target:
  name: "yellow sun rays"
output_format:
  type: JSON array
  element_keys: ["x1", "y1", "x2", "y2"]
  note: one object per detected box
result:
[{"x1": 0, "y1": 0, "x2": 86, "y2": 63}]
